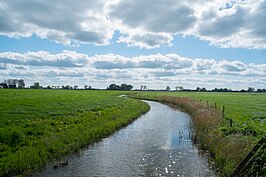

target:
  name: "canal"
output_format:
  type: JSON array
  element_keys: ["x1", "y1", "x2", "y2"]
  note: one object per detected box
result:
[{"x1": 32, "y1": 100, "x2": 215, "y2": 177}]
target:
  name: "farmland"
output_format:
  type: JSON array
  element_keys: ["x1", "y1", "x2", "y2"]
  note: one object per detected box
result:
[
  {"x1": 0, "y1": 89, "x2": 149, "y2": 176},
  {"x1": 130, "y1": 91, "x2": 266, "y2": 134},
  {"x1": 0, "y1": 89, "x2": 265, "y2": 176}
]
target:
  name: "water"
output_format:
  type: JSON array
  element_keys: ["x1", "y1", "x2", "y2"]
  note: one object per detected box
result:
[{"x1": 32, "y1": 100, "x2": 215, "y2": 177}]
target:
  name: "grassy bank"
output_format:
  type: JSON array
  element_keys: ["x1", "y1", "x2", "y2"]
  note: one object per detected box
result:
[
  {"x1": 129, "y1": 92, "x2": 265, "y2": 176},
  {"x1": 130, "y1": 92, "x2": 266, "y2": 135},
  {"x1": 0, "y1": 90, "x2": 149, "y2": 177}
]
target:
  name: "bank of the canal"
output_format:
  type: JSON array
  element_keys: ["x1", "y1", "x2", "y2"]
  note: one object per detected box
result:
[{"x1": 31, "y1": 100, "x2": 215, "y2": 177}]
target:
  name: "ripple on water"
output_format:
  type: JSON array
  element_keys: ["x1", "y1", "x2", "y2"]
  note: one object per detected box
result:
[{"x1": 31, "y1": 101, "x2": 216, "y2": 177}]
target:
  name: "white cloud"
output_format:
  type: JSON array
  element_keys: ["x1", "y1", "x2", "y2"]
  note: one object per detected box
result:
[
  {"x1": 0, "y1": 0, "x2": 114, "y2": 45},
  {"x1": 0, "y1": 51, "x2": 265, "y2": 89},
  {"x1": 0, "y1": 0, "x2": 266, "y2": 48},
  {"x1": 0, "y1": 50, "x2": 89, "y2": 67},
  {"x1": 109, "y1": 0, "x2": 266, "y2": 48},
  {"x1": 109, "y1": 0, "x2": 196, "y2": 33},
  {"x1": 118, "y1": 33, "x2": 173, "y2": 49}
]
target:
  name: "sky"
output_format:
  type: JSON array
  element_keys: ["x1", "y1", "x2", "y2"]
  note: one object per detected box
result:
[{"x1": 0, "y1": 0, "x2": 266, "y2": 90}]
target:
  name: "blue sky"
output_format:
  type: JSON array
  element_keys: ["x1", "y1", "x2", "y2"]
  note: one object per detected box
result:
[
  {"x1": 1, "y1": 33, "x2": 266, "y2": 64},
  {"x1": 0, "y1": 0, "x2": 265, "y2": 89}
]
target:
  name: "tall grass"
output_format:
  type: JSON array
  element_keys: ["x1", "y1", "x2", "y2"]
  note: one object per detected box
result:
[{"x1": 130, "y1": 93, "x2": 258, "y2": 176}]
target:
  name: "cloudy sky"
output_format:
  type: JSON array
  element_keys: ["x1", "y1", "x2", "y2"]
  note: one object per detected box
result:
[{"x1": 0, "y1": 0, "x2": 266, "y2": 90}]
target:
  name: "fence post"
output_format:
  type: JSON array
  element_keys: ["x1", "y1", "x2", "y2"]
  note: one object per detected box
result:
[
  {"x1": 230, "y1": 135, "x2": 266, "y2": 176},
  {"x1": 215, "y1": 102, "x2": 217, "y2": 109},
  {"x1": 229, "y1": 119, "x2": 233, "y2": 128},
  {"x1": 222, "y1": 106, "x2": 225, "y2": 116}
]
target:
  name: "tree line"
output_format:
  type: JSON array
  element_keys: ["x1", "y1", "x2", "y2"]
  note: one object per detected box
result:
[
  {"x1": 107, "y1": 84, "x2": 133, "y2": 90},
  {"x1": 1, "y1": 79, "x2": 265, "y2": 93}
]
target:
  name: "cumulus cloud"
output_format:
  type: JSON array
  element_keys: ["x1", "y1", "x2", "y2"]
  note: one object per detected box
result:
[
  {"x1": 194, "y1": 0, "x2": 266, "y2": 48},
  {"x1": 109, "y1": 0, "x2": 196, "y2": 33},
  {"x1": 0, "y1": 50, "x2": 89, "y2": 68},
  {"x1": 110, "y1": 0, "x2": 266, "y2": 48},
  {"x1": 0, "y1": 0, "x2": 114, "y2": 45},
  {"x1": 0, "y1": 51, "x2": 265, "y2": 89},
  {"x1": 0, "y1": 0, "x2": 266, "y2": 48},
  {"x1": 218, "y1": 60, "x2": 247, "y2": 72},
  {"x1": 118, "y1": 33, "x2": 173, "y2": 49}
]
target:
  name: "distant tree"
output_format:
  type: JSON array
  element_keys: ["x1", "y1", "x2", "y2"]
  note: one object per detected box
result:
[
  {"x1": 166, "y1": 86, "x2": 170, "y2": 91},
  {"x1": 239, "y1": 89, "x2": 247, "y2": 92},
  {"x1": 30, "y1": 82, "x2": 42, "y2": 89},
  {"x1": 74, "y1": 85, "x2": 78, "y2": 90},
  {"x1": 18, "y1": 79, "x2": 25, "y2": 88},
  {"x1": 223, "y1": 88, "x2": 229, "y2": 92},
  {"x1": 84, "y1": 85, "x2": 88, "y2": 90},
  {"x1": 120, "y1": 84, "x2": 127, "y2": 90},
  {"x1": 247, "y1": 87, "x2": 255, "y2": 92},
  {"x1": 212, "y1": 88, "x2": 229, "y2": 92},
  {"x1": 257, "y1": 88, "x2": 266, "y2": 93},
  {"x1": 175, "y1": 86, "x2": 183, "y2": 91},
  {"x1": 140, "y1": 85, "x2": 147, "y2": 90},
  {"x1": 5, "y1": 79, "x2": 18, "y2": 88},
  {"x1": 46, "y1": 85, "x2": 52, "y2": 89},
  {"x1": 107, "y1": 83, "x2": 133, "y2": 90},
  {"x1": 201, "y1": 87, "x2": 207, "y2": 92},
  {"x1": 127, "y1": 84, "x2": 133, "y2": 90},
  {"x1": 120, "y1": 83, "x2": 133, "y2": 90},
  {"x1": 107, "y1": 84, "x2": 120, "y2": 90},
  {"x1": 196, "y1": 87, "x2": 201, "y2": 92}
]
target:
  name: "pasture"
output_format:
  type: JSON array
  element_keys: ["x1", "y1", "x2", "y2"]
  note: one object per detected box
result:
[
  {"x1": 130, "y1": 91, "x2": 266, "y2": 135},
  {"x1": 0, "y1": 89, "x2": 149, "y2": 176}
]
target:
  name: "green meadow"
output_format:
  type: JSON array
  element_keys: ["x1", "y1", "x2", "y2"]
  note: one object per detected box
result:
[
  {"x1": 0, "y1": 89, "x2": 265, "y2": 176},
  {"x1": 131, "y1": 91, "x2": 266, "y2": 135},
  {"x1": 0, "y1": 89, "x2": 149, "y2": 176}
]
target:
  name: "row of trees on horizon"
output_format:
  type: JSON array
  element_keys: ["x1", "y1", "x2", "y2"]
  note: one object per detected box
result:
[{"x1": 1, "y1": 80, "x2": 266, "y2": 93}]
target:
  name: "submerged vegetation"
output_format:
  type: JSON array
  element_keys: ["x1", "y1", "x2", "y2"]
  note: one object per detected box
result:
[
  {"x1": 129, "y1": 91, "x2": 266, "y2": 176},
  {"x1": 0, "y1": 90, "x2": 149, "y2": 176}
]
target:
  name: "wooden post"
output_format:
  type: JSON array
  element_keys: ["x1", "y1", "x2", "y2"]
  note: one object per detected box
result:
[
  {"x1": 229, "y1": 119, "x2": 233, "y2": 128},
  {"x1": 230, "y1": 135, "x2": 266, "y2": 176},
  {"x1": 215, "y1": 102, "x2": 217, "y2": 109},
  {"x1": 207, "y1": 100, "x2": 208, "y2": 105},
  {"x1": 222, "y1": 106, "x2": 225, "y2": 116}
]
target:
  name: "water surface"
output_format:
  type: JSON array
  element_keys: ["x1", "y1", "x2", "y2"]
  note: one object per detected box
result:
[{"x1": 32, "y1": 100, "x2": 215, "y2": 177}]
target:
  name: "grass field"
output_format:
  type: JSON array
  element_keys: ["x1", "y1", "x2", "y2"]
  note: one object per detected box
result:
[
  {"x1": 0, "y1": 89, "x2": 149, "y2": 176},
  {"x1": 130, "y1": 91, "x2": 266, "y2": 135},
  {"x1": 0, "y1": 90, "x2": 265, "y2": 176}
]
